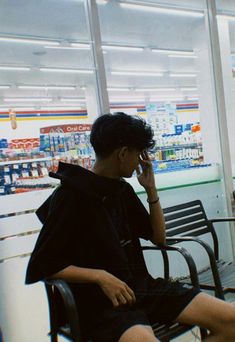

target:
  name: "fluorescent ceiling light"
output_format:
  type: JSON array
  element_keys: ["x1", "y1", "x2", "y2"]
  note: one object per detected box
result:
[
  {"x1": 0, "y1": 37, "x2": 59, "y2": 46},
  {"x1": 41, "y1": 106, "x2": 82, "y2": 110},
  {"x1": 217, "y1": 14, "x2": 235, "y2": 21},
  {"x1": 96, "y1": 0, "x2": 108, "y2": 4},
  {"x1": 110, "y1": 98, "x2": 145, "y2": 102},
  {"x1": 152, "y1": 49, "x2": 194, "y2": 55},
  {"x1": 107, "y1": 88, "x2": 130, "y2": 91},
  {"x1": 119, "y1": 3, "x2": 204, "y2": 18},
  {"x1": 70, "y1": 43, "x2": 91, "y2": 49},
  {"x1": 111, "y1": 71, "x2": 163, "y2": 76},
  {"x1": 187, "y1": 97, "x2": 199, "y2": 101},
  {"x1": 170, "y1": 73, "x2": 197, "y2": 77},
  {"x1": 150, "y1": 97, "x2": 184, "y2": 101},
  {"x1": 60, "y1": 98, "x2": 86, "y2": 102},
  {"x1": 0, "y1": 66, "x2": 30, "y2": 71},
  {"x1": 0, "y1": 85, "x2": 10, "y2": 89},
  {"x1": 180, "y1": 87, "x2": 198, "y2": 91},
  {"x1": 0, "y1": 106, "x2": 36, "y2": 110},
  {"x1": 45, "y1": 43, "x2": 90, "y2": 50},
  {"x1": 135, "y1": 88, "x2": 176, "y2": 91},
  {"x1": 40, "y1": 67, "x2": 93, "y2": 74},
  {"x1": 102, "y1": 45, "x2": 144, "y2": 52},
  {"x1": 4, "y1": 98, "x2": 52, "y2": 102},
  {"x1": 168, "y1": 54, "x2": 198, "y2": 59},
  {"x1": 150, "y1": 94, "x2": 183, "y2": 98},
  {"x1": 45, "y1": 46, "x2": 89, "y2": 50},
  {"x1": 18, "y1": 85, "x2": 76, "y2": 90}
]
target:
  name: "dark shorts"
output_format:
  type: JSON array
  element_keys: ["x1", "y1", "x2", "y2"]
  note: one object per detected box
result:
[{"x1": 87, "y1": 277, "x2": 201, "y2": 342}]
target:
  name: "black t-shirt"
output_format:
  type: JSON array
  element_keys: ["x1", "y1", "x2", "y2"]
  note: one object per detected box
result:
[
  {"x1": 26, "y1": 164, "x2": 153, "y2": 329},
  {"x1": 103, "y1": 193, "x2": 150, "y2": 280}
]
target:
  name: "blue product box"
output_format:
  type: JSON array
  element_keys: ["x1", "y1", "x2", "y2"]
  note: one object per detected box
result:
[{"x1": 174, "y1": 124, "x2": 183, "y2": 135}]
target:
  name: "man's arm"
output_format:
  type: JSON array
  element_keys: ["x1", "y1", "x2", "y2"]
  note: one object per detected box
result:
[
  {"x1": 47, "y1": 265, "x2": 136, "y2": 307},
  {"x1": 146, "y1": 187, "x2": 166, "y2": 245},
  {"x1": 136, "y1": 150, "x2": 166, "y2": 245}
]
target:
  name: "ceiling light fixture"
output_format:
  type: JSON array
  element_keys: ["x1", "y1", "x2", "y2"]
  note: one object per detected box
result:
[
  {"x1": 110, "y1": 98, "x2": 145, "y2": 102},
  {"x1": 107, "y1": 87, "x2": 130, "y2": 91},
  {"x1": 111, "y1": 71, "x2": 163, "y2": 76},
  {"x1": 151, "y1": 48, "x2": 194, "y2": 55},
  {"x1": 60, "y1": 98, "x2": 86, "y2": 102},
  {"x1": 119, "y1": 2, "x2": 204, "y2": 18},
  {"x1": 96, "y1": 0, "x2": 108, "y2": 4},
  {"x1": 45, "y1": 43, "x2": 90, "y2": 50},
  {"x1": 41, "y1": 106, "x2": 83, "y2": 110},
  {"x1": 217, "y1": 14, "x2": 235, "y2": 21},
  {"x1": 0, "y1": 85, "x2": 11, "y2": 89},
  {"x1": 0, "y1": 37, "x2": 60, "y2": 46},
  {"x1": 102, "y1": 45, "x2": 144, "y2": 52},
  {"x1": 150, "y1": 97, "x2": 184, "y2": 102},
  {"x1": 0, "y1": 106, "x2": 37, "y2": 111},
  {"x1": 40, "y1": 67, "x2": 93, "y2": 74},
  {"x1": 135, "y1": 87, "x2": 176, "y2": 91},
  {"x1": 0, "y1": 66, "x2": 31, "y2": 71},
  {"x1": 70, "y1": 43, "x2": 91, "y2": 49},
  {"x1": 187, "y1": 97, "x2": 199, "y2": 101},
  {"x1": 168, "y1": 54, "x2": 198, "y2": 59},
  {"x1": 4, "y1": 98, "x2": 53, "y2": 102},
  {"x1": 170, "y1": 73, "x2": 197, "y2": 77},
  {"x1": 180, "y1": 87, "x2": 198, "y2": 91},
  {"x1": 18, "y1": 85, "x2": 76, "y2": 90}
]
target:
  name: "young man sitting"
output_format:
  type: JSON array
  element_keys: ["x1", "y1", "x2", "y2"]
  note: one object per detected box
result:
[{"x1": 26, "y1": 112, "x2": 235, "y2": 341}]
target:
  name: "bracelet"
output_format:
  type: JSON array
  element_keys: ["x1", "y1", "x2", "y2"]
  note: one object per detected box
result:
[{"x1": 147, "y1": 197, "x2": 160, "y2": 205}]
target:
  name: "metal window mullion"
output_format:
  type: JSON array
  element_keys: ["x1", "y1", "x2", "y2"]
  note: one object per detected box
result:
[
  {"x1": 206, "y1": 0, "x2": 235, "y2": 259},
  {"x1": 84, "y1": 0, "x2": 110, "y2": 116}
]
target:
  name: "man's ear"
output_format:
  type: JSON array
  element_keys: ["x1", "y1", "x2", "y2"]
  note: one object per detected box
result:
[{"x1": 117, "y1": 146, "x2": 128, "y2": 162}]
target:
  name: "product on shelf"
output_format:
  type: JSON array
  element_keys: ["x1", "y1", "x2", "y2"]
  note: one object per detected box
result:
[
  {"x1": 39, "y1": 123, "x2": 94, "y2": 170},
  {"x1": 0, "y1": 124, "x2": 95, "y2": 196}
]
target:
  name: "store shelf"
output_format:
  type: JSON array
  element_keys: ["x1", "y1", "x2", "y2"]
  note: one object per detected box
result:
[
  {"x1": 155, "y1": 158, "x2": 202, "y2": 162},
  {"x1": 155, "y1": 143, "x2": 201, "y2": 150},
  {"x1": 0, "y1": 157, "x2": 52, "y2": 166}
]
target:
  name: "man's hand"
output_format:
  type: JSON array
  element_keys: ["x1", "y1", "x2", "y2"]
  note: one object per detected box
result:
[
  {"x1": 97, "y1": 270, "x2": 136, "y2": 308},
  {"x1": 136, "y1": 150, "x2": 156, "y2": 191}
]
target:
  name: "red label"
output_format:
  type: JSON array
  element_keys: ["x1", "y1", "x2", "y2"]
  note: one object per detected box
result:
[{"x1": 40, "y1": 124, "x2": 92, "y2": 134}]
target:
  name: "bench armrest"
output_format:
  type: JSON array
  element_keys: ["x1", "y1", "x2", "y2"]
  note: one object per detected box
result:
[
  {"x1": 44, "y1": 279, "x2": 83, "y2": 342},
  {"x1": 165, "y1": 237, "x2": 224, "y2": 299},
  {"x1": 142, "y1": 244, "x2": 199, "y2": 288},
  {"x1": 209, "y1": 218, "x2": 235, "y2": 223}
]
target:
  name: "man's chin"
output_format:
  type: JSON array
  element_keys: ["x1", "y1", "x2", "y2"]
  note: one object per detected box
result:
[{"x1": 123, "y1": 172, "x2": 133, "y2": 178}]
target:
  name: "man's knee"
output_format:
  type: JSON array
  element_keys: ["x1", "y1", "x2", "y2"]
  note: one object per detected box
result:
[
  {"x1": 118, "y1": 325, "x2": 159, "y2": 342},
  {"x1": 216, "y1": 305, "x2": 235, "y2": 331}
]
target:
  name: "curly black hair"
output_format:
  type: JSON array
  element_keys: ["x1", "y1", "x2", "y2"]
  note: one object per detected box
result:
[{"x1": 90, "y1": 112, "x2": 155, "y2": 158}]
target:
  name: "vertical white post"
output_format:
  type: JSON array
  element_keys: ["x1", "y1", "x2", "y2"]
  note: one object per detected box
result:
[
  {"x1": 192, "y1": 21, "x2": 221, "y2": 165},
  {"x1": 85, "y1": 86, "x2": 99, "y2": 123},
  {"x1": 217, "y1": 18, "x2": 235, "y2": 176},
  {"x1": 84, "y1": 0, "x2": 110, "y2": 116},
  {"x1": 206, "y1": 0, "x2": 235, "y2": 258}
]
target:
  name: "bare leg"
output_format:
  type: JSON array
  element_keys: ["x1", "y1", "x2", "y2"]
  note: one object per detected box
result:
[
  {"x1": 176, "y1": 292, "x2": 235, "y2": 341},
  {"x1": 119, "y1": 325, "x2": 160, "y2": 342}
]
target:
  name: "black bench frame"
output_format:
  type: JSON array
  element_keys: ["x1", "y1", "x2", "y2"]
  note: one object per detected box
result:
[{"x1": 44, "y1": 243, "x2": 208, "y2": 342}]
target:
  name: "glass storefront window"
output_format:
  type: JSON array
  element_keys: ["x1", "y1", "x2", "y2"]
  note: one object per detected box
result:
[
  {"x1": 0, "y1": 0, "x2": 101, "y2": 195},
  {"x1": 0, "y1": 2, "x2": 234, "y2": 342},
  {"x1": 96, "y1": 1, "x2": 235, "y2": 264},
  {"x1": 216, "y1": 0, "x2": 235, "y2": 186},
  {"x1": 97, "y1": 1, "x2": 224, "y2": 179}
]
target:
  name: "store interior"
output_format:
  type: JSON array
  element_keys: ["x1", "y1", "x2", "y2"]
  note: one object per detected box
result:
[{"x1": 1, "y1": 1, "x2": 235, "y2": 341}]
